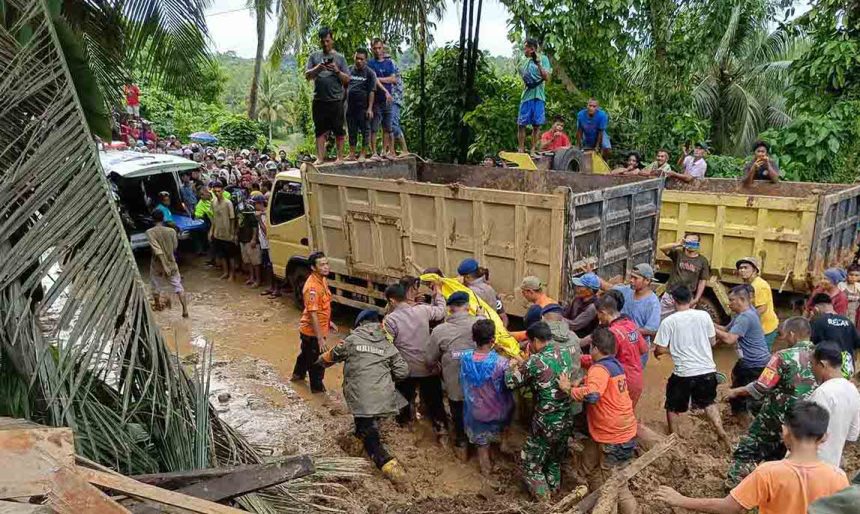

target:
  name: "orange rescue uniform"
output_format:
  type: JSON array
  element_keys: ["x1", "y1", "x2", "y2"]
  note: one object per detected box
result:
[
  {"x1": 299, "y1": 273, "x2": 332, "y2": 338},
  {"x1": 570, "y1": 356, "x2": 637, "y2": 444}
]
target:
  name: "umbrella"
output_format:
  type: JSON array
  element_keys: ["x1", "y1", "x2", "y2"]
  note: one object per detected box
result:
[{"x1": 189, "y1": 131, "x2": 218, "y2": 144}]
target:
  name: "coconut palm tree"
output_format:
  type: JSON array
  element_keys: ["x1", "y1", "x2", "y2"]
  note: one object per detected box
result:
[
  {"x1": 248, "y1": 0, "x2": 312, "y2": 119},
  {"x1": 691, "y1": 1, "x2": 805, "y2": 155},
  {"x1": 257, "y1": 69, "x2": 290, "y2": 143}
]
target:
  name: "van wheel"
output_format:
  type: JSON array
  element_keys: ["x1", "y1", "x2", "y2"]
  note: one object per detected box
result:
[
  {"x1": 552, "y1": 147, "x2": 585, "y2": 172},
  {"x1": 288, "y1": 266, "x2": 310, "y2": 309},
  {"x1": 696, "y1": 296, "x2": 726, "y2": 325}
]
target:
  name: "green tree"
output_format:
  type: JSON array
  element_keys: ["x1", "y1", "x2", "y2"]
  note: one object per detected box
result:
[{"x1": 257, "y1": 69, "x2": 291, "y2": 143}]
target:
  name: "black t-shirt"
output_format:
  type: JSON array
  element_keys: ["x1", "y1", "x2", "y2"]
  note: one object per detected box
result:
[
  {"x1": 810, "y1": 313, "x2": 860, "y2": 354},
  {"x1": 346, "y1": 65, "x2": 377, "y2": 113}
]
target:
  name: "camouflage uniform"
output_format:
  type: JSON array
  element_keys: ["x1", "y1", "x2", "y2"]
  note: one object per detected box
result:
[
  {"x1": 726, "y1": 340, "x2": 817, "y2": 487},
  {"x1": 505, "y1": 342, "x2": 575, "y2": 498},
  {"x1": 546, "y1": 319, "x2": 584, "y2": 416}
]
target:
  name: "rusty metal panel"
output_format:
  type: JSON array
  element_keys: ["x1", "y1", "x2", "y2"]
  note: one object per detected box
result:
[
  {"x1": 563, "y1": 177, "x2": 664, "y2": 302},
  {"x1": 811, "y1": 184, "x2": 860, "y2": 278}
]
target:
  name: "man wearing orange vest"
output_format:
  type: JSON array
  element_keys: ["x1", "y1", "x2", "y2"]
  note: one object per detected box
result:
[{"x1": 293, "y1": 251, "x2": 336, "y2": 393}]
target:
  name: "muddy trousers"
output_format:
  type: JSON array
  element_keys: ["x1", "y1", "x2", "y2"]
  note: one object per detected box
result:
[
  {"x1": 395, "y1": 376, "x2": 448, "y2": 434},
  {"x1": 729, "y1": 362, "x2": 765, "y2": 415},
  {"x1": 293, "y1": 334, "x2": 325, "y2": 391},
  {"x1": 726, "y1": 410, "x2": 787, "y2": 488},
  {"x1": 354, "y1": 416, "x2": 393, "y2": 469},
  {"x1": 448, "y1": 399, "x2": 467, "y2": 447},
  {"x1": 579, "y1": 438, "x2": 638, "y2": 514},
  {"x1": 521, "y1": 428, "x2": 570, "y2": 499}
]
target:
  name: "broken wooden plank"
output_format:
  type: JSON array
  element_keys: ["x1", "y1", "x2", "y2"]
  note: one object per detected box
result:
[
  {"x1": 80, "y1": 468, "x2": 244, "y2": 514},
  {"x1": 47, "y1": 467, "x2": 131, "y2": 514},
  {"x1": 562, "y1": 433, "x2": 678, "y2": 514},
  {"x1": 176, "y1": 455, "x2": 314, "y2": 502},
  {"x1": 0, "y1": 426, "x2": 75, "y2": 498}
]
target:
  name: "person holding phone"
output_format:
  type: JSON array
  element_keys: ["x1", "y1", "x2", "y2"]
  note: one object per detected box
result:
[
  {"x1": 742, "y1": 140, "x2": 781, "y2": 186},
  {"x1": 671, "y1": 141, "x2": 708, "y2": 182},
  {"x1": 517, "y1": 38, "x2": 551, "y2": 154},
  {"x1": 305, "y1": 27, "x2": 350, "y2": 165}
]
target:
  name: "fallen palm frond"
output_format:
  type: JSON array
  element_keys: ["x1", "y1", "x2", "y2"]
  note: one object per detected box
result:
[{"x1": 0, "y1": 2, "x2": 362, "y2": 512}]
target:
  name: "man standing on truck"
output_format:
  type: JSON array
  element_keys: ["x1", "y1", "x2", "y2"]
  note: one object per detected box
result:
[
  {"x1": 576, "y1": 99, "x2": 610, "y2": 159},
  {"x1": 737, "y1": 257, "x2": 780, "y2": 349},
  {"x1": 517, "y1": 38, "x2": 551, "y2": 155},
  {"x1": 305, "y1": 27, "x2": 350, "y2": 166},
  {"x1": 345, "y1": 48, "x2": 376, "y2": 162},
  {"x1": 368, "y1": 38, "x2": 397, "y2": 160},
  {"x1": 658, "y1": 234, "x2": 710, "y2": 318},
  {"x1": 383, "y1": 282, "x2": 449, "y2": 439},
  {"x1": 671, "y1": 142, "x2": 708, "y2": 182},
  {"x1": 293, "y1": 251, "x2": 336, "y2": 393}
]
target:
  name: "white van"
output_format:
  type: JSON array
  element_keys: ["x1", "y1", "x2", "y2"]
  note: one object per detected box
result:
[{"x1": 100, "y1": 151, "x2": 205, "y2": 250}]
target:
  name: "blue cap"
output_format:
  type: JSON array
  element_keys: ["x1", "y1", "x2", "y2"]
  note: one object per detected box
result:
[
  {"x1": 354, "y1": 309, "x2": 379, "y2": 327},
  {"x1": 541, "y1": 303, "x2": 564, "y2": 316},
  {"x1": 447, "y1": 291, "x2": 470, "y2": 306},
  {"x1": 457, "y1": 258, "x2": 479, "y2": 276},
  {"x1": 572, "y1": 272, "x2": 601, "y2": 291},
  {"x1": 524, "y1": 304, "x2": 543, "y2": 328}
]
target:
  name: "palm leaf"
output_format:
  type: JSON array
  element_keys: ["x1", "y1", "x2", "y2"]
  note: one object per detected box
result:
[{"x1": 268, "y1": 0, "x2": 314, "y2": 69}]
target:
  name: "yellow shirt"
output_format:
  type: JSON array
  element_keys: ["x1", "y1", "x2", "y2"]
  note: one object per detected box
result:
[{"x1": 751, "y1": 276, "x2": 779, "y2": 334}]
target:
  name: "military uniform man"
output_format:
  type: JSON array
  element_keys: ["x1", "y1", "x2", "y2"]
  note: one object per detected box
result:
[
  {"x1": 318, "y1": 309, "x2": 409, "y2": 481},
  {"x1": 723, "y1": 316, "x2": 818, "y2": 486},
  {"x1": 505, "y1": 321, "x2": 575, "y2": 500},
  {"x1": 542, "y1": 303, "x2": 584, "y2": 416},
  {"x1": 426, "y1": 292, "x2": 481, "y2": 454}
]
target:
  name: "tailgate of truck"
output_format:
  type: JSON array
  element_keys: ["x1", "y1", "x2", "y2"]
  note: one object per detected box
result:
[{"x1": 812, "y1": 184, "x2": 860, "y2": 275}]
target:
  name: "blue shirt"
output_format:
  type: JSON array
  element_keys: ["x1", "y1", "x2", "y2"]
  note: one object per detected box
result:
[
  {"x1": 368, "y1": 57, "x2": 396, "y2": 104},
  {"x1": 576, "y1": 108, "x2": 609, "y2": 148},
  {"x1": 154, "y1": 203, "x2": 174, "y2": 223},
  {"x1": 613, "y1": 285, "x2": 661, "y2": 342},
  {"x1": 727, "y1": 307, "x2": 771, "y2": 368},
  {"x1": 180, "y1": 184, "x2": 197, "y2": 213}
]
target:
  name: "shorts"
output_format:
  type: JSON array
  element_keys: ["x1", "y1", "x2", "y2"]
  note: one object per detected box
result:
[
  {"x1": 660, "y1": 292, "x2": 676, "y2": 319},
  {"x1": 261, "y1": 248, "x2": 271, "y2": 268},
  {"x1": 346, "y1": 110, "x2": 371, "y2": 147},
  {"x1": 665, "y1": 372, "x2": 717, "y2": 413},
  {"x1": 312, "y1": 100, "x2": 345, "y2": 138},
  {"x1": 240, "y1": 242, "x2": 262, "y2": 266},
  {"x1": 213, "y1": 238, "x2": 236, "y2": 260},
  {"x1": 126, "y1": 104, "x2": 140, "y2": 116},
  {"x1": 151, "y1": 269, "x2": 184, "y2": 295},
  {"x1": 517, "y1": 99, "x2": 545, "y2": 127},
  {"x1": 372, "y1": 102, "x2": 393, "y2": 133},
  {"x1": 391, "y1": 103, "x2": 403, "y2": 138},
  {"x1": 764, "y1": 330, "x2": 777, "y2": 350}
]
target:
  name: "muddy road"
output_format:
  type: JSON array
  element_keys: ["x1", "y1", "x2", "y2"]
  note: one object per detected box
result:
[{"x1": 144, "y1": 254, "x2": 859, "y2": 513}]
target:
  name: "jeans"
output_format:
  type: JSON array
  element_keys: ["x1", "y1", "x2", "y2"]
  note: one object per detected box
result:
[
  {"x1": 292, "y1": 334, "x2": 325, "y2": 391},
  {"x1": 395, "y1": 376, "x2": 448, "y2": 434},
  {"x1": 354, "y1": 416, "x2": 393, "y2": 469}
]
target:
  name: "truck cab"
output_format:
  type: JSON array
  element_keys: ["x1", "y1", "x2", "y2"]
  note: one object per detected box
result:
[{"x1": 267, "y1": 169, "x2": 311, "y2": 301}]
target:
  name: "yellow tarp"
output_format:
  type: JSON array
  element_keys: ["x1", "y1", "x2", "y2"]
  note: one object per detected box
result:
[
  {"x1": 420, "y1": 273, "x2": 522, "y2": 358},
  {"x1": 498, "y1": 151, "x2": 537, "y2": 170}
]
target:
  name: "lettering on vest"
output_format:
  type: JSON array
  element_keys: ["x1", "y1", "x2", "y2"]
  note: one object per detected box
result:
[{"x1": 356, "y1": 345, "x2": 385, "y2": 355}]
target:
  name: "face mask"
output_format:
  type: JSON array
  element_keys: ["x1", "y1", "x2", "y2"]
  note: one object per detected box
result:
[{"x1": 684, "y1": 240, "x2": 701, "y2": 251}]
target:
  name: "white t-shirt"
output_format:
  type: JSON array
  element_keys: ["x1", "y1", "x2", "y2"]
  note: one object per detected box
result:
[
  {"x1": 258, "y1": 213, "x2": 269, "y2": 250},
  {"x1": 654, "y1": 308, "x2": 717, "y2": 377},
  {"x1": 683, "y1": 155, "x2": 708, "y2": 178},
  {"x1": 809, "y1": 377, "x2": 860, "y2": 467}
]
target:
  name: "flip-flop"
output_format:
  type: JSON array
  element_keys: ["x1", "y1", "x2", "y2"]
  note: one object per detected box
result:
[{"x1": 716, "y1": 372, "x2": 728, "y2": 384}]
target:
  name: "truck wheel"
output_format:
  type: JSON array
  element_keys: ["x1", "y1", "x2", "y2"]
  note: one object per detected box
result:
[
  {"x1": 552, "y1": 147, "x2": 585, "y2": 172},
  {"x1": 288, "y1": 266, "x2": 310, "y2": 309},
  {"x1": 696, "y1": 296, "x2": 726, "y2": 325}
]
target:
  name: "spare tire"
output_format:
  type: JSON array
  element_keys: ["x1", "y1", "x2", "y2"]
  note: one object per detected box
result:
[{"x1": 551, "y1": 147, "x2": 586, "y2": 172}]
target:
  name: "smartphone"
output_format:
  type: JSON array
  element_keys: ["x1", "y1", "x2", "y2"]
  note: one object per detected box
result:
[{"x1": 323, "y1": 56, "x2": 334, "y2": 65}]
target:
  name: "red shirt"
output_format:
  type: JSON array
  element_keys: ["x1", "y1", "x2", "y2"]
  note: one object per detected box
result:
[
  {"x1": 125, "y1": 84, "x2": 140, "y2": 106},
  {"x1": 540, "y1": 130, "x2": 571, "y2": 152},
  {"x1": 607, "y1": 316, "x2": 648, "y2": 405},
  {"x1": 805, "y1": 287, "x2": 849, "y2": 316}
]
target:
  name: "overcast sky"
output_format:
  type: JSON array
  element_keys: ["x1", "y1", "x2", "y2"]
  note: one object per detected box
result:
[{"x1": 205, "y1": 0, "x2": 515, "y2": 59}]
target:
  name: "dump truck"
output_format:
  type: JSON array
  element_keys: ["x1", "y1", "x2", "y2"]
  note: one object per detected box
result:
[
  {"x1": 266, "y1": 159, "x2": 664, "y2": 316},
  {"x1": 657, "y1": 179, "x2": 860, "y2": 320}
]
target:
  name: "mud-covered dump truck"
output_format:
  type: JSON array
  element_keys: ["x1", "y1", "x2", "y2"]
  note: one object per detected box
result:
[
  {"x1": 267, "y1": 159, "x2": 664, "y2": 316},
  {"x1": 657, "y1": 178, "x2": 860, "y2": 319}
]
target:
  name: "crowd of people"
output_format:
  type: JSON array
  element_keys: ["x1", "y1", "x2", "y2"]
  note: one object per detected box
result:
[{"x1": 290, "y1": 236, "x2": 860, "y2": 512}]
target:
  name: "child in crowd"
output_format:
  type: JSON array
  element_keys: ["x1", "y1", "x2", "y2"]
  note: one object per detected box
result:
[
  {"x1": 839, "y1": 264, "x2": 860, "y2": 325},
  {"x1": 656, "y1": 401, "x2": 849, "y2": 514},
  {"x1": 560, "y1": 327, "x2": 638, "y2": 514},
  {"x1": 252, "y1": 194, "x2": 270, "y2": 292},
  {"x1": 459, "y1": 319, "x2": 514, "y2": 476}
]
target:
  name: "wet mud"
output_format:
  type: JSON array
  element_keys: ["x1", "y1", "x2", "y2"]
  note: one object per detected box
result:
[{"x1": 146, "y1": 254, "x2": 860, "y2": 513}]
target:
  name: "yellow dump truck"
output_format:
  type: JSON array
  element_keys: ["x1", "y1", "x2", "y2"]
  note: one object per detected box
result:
[
  {"x1": 266, "y1": 159, "x2": 664, "y2": 316},
  {"x1": 657, "y1": 179, "x2": 860, "y2": 319}
]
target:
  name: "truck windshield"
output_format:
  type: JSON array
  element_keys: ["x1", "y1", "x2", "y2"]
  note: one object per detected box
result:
[{"x1": 270, "y1": 180, "x2": 304, "y2": 225}]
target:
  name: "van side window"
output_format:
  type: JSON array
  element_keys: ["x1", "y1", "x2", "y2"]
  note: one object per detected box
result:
[{"x1": 270, "y1": 180, "x2": 304, "y2": 225}]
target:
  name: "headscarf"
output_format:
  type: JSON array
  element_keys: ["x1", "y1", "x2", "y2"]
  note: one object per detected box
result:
[{"x1": 824, "y1": 268, "x2": 847, "y2": 285}]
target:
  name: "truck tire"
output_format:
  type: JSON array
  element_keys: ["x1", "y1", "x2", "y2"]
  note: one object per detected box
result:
[
  {"x1": 552, "y1": 147, "x2": 586, "y2": 172},
  {"x1": 696, "y1": 295, "x2": 727, "y2": 325},
  {"x1": 288, "y1": 265, "x2": 310, "y2": 310}
]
